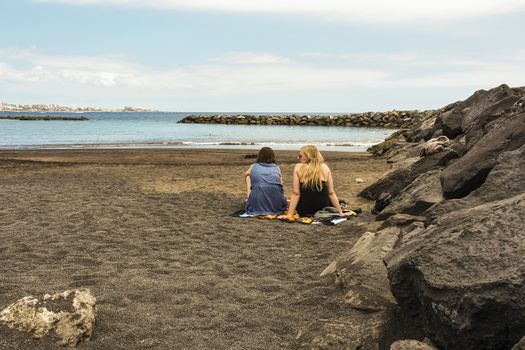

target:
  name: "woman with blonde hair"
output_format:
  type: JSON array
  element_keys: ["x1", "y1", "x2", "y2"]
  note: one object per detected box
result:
[{"x1": 279, "y1": 145, "x2": 350, "y2": 219}]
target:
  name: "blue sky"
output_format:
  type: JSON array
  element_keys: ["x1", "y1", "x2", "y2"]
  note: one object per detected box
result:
[{"x1": 1, "y1": 0, "x2": 525, "y2": 112}]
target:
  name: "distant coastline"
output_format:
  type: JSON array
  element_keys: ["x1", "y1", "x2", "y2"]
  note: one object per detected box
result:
[
  {"x1": 0, "y1": 101, "x2": 154, "y2": 113},
  {"x1": 0, "y1": 116, "x2": 89, "y2": 121}
]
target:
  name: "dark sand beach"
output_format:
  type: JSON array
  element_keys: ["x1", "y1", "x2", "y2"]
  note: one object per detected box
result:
[{"x1": 0, "y1": 149, "x2": 389, "y2": 349}]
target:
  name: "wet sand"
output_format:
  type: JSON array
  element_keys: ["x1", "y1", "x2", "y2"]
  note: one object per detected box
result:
[{"x1": 0, "y1": 149, "x2": 389, "y2": 349}]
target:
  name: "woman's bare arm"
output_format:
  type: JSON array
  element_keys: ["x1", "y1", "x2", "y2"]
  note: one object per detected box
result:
[
  {"x1": 325, "y1": 165, "x2": 349, "y2": 216},
  {"x1": 245, "y1": 164, "x2": 253, "y2": 199}
]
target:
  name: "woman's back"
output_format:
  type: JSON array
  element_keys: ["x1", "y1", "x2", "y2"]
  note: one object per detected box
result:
[
  {"x1": 245, "y1": 163, "x2": 287, "y2": 216},
  {"x1": 297, "y1": 180, "x2": 330, "y2": 216},
  {"x1": 279, "y1": 145, "x2": 349, "y2": 220},
  {"x1": 250, "y1": 163, "x2": 282, "y2": 186}
]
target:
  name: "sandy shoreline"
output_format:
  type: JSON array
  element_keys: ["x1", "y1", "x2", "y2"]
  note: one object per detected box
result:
[{"x1": 0, "y1": 148, "x2": 389, "y2": 349}]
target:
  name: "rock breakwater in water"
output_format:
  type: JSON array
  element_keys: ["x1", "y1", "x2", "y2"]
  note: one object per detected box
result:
[
  {"x1": 178, "y1": 110, "x2": 438, "y2": 128},
  {"x1": 320, "y1": 84, "x2": 525, "y2": 349}
]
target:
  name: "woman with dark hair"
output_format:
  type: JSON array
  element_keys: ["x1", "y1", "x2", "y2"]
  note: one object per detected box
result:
[{"x1": 244, "y1": 147, "x2": 287, "y2": 216}]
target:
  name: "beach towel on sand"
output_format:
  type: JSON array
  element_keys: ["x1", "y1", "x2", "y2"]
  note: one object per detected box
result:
[
  {"x1": 230, "y1": 207, "x2": 359, "y2": 225},
  {"x1": 230, "y1": 209, "x2": 314, "y2": 224}
]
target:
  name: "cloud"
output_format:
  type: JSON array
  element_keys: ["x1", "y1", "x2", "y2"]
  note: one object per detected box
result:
[
  {"x1": 33, "y1": 0, "x2": 525, "y2": 22},
  {"x1": 210, "y1": 52, "x2": 291, "y2": 65},
  {"x1": 302, "y1": 53, "x2": 442, "y2": 69},
  {"x1": 1, "y1": 48, "x2": 524, "y2": 110},
  {"x1": 0, "y1": 49, "x2": 387, "y2": 92},
  {"x1": 0, "y1": 49, "x2": 140, "y2": 87}
]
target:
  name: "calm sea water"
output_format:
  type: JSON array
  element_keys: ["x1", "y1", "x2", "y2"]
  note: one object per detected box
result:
[{"x1": 0, "y1": 112, "x2": 394, "y2": 152}]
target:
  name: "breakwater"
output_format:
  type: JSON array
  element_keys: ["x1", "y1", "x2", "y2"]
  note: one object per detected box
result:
[{"x1": 178, "y1": 110, "x2": 438, "y2": 128}]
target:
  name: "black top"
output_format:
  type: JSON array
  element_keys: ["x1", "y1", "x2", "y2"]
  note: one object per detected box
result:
[{"x1": 297, "y1": 181, "x2": 330, "y2": 216}]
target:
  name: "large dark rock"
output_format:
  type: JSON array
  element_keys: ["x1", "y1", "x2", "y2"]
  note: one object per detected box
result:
[
  {"x1": 360, "y1": 149, "x2": 457, "y2": 202},
  {"x1": 440, "y1": 111, "x2": 525, "y2": 199},
  {"x1": 437, "y1": 108, "x2": 464, "y2": 139},
  {"x1": 402, "y1": 113, "x2": 439, "y2": 143},
  {"x1": 385, "y1": 192, "x2": 525, "y2": 350},
  {"x1": 427, "y1": 144, "x2": 525, "y2": 222},
  {"x1": 462, "y1": 85, "x2": 525, "y2": 148},
  {"x1": 359, "y1": 157, "x2": 419, "y2": 200},
  {"x1": 430, "y1": 85, "x2": 525, "y2": 148},
  {"x1": 376, "y1": 169, "x2": 443, "y2": 221},
  {"x1": 321, "y1": 227, "x2": 399, "y2": 313}
]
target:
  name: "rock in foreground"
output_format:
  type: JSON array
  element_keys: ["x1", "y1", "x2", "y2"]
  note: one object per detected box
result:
[
  {"x1": 386, "y1": 192, "x2": 525, "y2": 349},
  {"x1": 0, "y1": 288, "x2": 96, "y2": 347}
]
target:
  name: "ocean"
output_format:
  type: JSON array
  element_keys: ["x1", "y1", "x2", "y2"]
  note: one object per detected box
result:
[{"x1": 0, "y1": 112, "x2": 394, "y2": 152}]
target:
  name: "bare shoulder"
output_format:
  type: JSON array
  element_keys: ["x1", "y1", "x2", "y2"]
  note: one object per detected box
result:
[
  {"x1": 293, "y1": 163, "x2": 304, "y2": 171},
  {"x1": 321, "y1": 163, "x2": 331, "y2": 178},
  {"x1": 293, "y1": 163, "x2": 305, "y2": 176}
]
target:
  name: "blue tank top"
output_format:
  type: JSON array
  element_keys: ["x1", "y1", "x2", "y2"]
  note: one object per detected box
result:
[
  {"x1": 245, "y1": 163, "x2": 287, "y2": 216},
  {"x1": 249, "y1": 163, "x2": 282, "y2": 187}
]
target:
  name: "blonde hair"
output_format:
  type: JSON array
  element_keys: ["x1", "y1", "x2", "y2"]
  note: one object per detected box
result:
[{"x1": 299, "y1": 145, "x2": 325, "y2": 191}]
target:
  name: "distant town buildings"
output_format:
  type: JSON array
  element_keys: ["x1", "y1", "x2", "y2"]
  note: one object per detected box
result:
[{"x1": 0, "y1": 101, "x2": 154, "y2": 112}]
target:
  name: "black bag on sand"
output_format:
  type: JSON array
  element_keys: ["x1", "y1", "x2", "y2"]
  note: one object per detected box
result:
[{"x1": 314, "y1": 207, "x2": 347, "y2": 225}]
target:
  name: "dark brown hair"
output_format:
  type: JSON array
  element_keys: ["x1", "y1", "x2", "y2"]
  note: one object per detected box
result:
[{"x1": 256, "y1": 147, "x2": 276, "y2": 164}]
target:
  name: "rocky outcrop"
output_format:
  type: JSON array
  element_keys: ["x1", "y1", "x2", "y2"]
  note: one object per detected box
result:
[
  {"x1": 312, "y1": 225, "x2": 405, "y2": 349},
  {"x1": 0, "y1": 288, "x2": 96, "y2": 347},
  {"x1": 376, "y1": 169, "x2": 444, "y2": 221},
  {"x1": 320, "y1": 227, "x2": 399, "y2": 312},
  {"x1": 386, "y1": 192, "x2": 525, "y2": 349},
  {"x1": 178, "y1": 110, "x2": 438, "y2": 129},
  {"x1": 440, "y1": 112, "x2": 525, "y2": 198},
  {"x1": 426, "y1": 143, "x2": 525, "y2": 222},
  {"x1": 359, "y1": 148, "x2": 458, "y2": 201},
  {"x1": 348, "y1": 84, "x2": 525, "y2": 349}
]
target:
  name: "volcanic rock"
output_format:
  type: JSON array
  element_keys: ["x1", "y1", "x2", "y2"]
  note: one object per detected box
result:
[
  {"x1": 360, "y1": 148, "x2": 457, "y2": 203},
  {"x1": 386, "y1": 193, "x2": 525, "y2": 350},
  {"x1": 354, "y1": 84, "x2": 525, "y2": 350},
  {"x1": 427, "y1": 143, "x2": 525, "y2": 222},
  {"x1": 440, "y1": 111, "x2": 525, "y2": 199},
  {"x1": 436, "y1": 107, "x2": 464, "y2": 139},
  {"x1": 0, "y1": 288, "x2": 96, "y2": 347},
  {"x1": 321, "y1": 227, "x2": 399, "y2": 312},
  {"x1": 376, "y1": 169, "x2": 444, "y2": 220}
]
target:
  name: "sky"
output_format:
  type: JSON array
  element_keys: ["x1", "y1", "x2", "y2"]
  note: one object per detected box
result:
[{"x1": 1, "y1": 0, "x2": 525, "y2": 112}]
